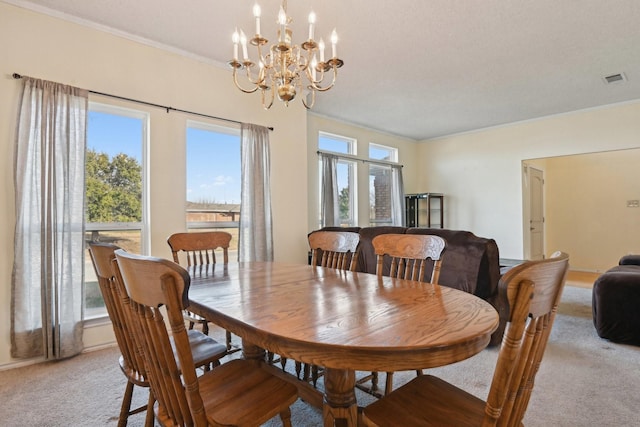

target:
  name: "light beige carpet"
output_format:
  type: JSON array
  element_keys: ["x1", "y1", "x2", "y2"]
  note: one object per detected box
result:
[{"x1": 1, "y1": 286, "x2": 638, "y2": 426}]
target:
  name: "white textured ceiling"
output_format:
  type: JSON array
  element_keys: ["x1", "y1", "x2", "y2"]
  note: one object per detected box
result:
[{"x1": 6, "y1": 0, "x2": 640, "y2": 140}]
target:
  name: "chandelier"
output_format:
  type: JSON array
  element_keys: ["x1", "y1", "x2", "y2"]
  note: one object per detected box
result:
[{"x1": 228, "y1": 1, "x2": 344, "y2": 109}]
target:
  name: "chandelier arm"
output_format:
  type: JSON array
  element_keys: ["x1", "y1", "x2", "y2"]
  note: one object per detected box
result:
[
  {"x1": 232, "y1": 68, "x2": 260, "y2": 94},
  {"x1": 244, "y1": 64, "x2": 270, "y2": 87},
  {"x1": 260, "y1": 82, "x2": 275, "y2": 109},
  {"x1": 256, "y1": 44, "x2": 266, "y2": 64},
  {"x1": 303, "y1": 63, "x2": 317, "y2": 83},
  {"x1": 301, "y1": 87, "x2": 315, "y2": 109},
  {"x1": 309, "y1": 67, "x2": 339, "y2": 92}
]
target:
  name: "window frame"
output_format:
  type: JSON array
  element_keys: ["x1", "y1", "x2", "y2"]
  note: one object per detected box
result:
[
  {"x1": 368, "y1": 142, "x2": 399, "y2": 226},
  {"x1": 185, "y1": 120, "x2": 242, "y2": 231},
  {"x1": 369, "y1": 142, "x2": 398, "y2": 162},
  {"x1": 318, "y1": 131, "x2": 358, "y2": 227},
  {"x1": 84, "y1": 102, "x2": 150, "y2": 319}
]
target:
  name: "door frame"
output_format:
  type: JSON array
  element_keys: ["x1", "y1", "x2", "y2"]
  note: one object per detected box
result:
[{"x1": 522, "y1": 163, "x2": 545, "y2": 260}]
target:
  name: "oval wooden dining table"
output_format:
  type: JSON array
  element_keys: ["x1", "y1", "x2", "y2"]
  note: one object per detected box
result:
[{"x1": 187, "y1": 261, "x2": 499, "y2": 427}]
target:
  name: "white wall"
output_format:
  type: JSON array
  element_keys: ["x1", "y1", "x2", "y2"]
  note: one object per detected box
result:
[
  {"x1": 418, "y1": 101, "x2": 640, "y2": 261},
  {"x1": 542, "y1": 149, "x2": 640, "y2": 271},
  {"x1": 0, "y1": 3, "x2": 308, "y2": 366},
  {"x1": 306, "y1": 114, "x2": 419, "y2": 229}
]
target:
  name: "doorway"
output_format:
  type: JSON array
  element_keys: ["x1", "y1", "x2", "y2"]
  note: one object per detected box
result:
[{"x1": 523, "y1": 164, "x2": 545, "y2": 260}]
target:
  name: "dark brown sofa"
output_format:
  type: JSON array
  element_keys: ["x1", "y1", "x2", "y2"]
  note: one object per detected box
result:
[{"x1": 312, "y1": 226, "x2": 505, "y2": 345}]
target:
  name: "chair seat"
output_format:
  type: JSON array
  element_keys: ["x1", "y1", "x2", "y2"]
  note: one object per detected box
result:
[
  {"x1": 119, "y1": 331, "x2": 226, "y2": 394},
  {"x1": 184, "y1": 329, "x2": 228, "y2": 367},
  {"x1": 118, "y1": 355, "x2": 148, "y2": 387},
  {"x1": 165, "y1": 359, "x2": 299, "y2": 426},
  {"x1": 363, "y1": 374, "x2": 486, "y2": 426}
]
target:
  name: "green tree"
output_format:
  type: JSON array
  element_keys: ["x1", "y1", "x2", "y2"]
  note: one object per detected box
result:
[
  {"x1": 85, "y1": 149, "x2": 142, "y2": 222},
  {"x1": 339, "y1": 186, "x2": 350, "y2": 222}
]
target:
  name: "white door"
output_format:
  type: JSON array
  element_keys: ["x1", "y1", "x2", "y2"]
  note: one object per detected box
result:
[{"x1": 529, "y1": 166, "x2": 545, "y2": 260}]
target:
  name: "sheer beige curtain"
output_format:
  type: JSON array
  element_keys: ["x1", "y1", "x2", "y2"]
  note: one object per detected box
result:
[
  {"x1": 239, "y1": 123, "x2": 273, "y2": 261},
  {"x1": 390, "y1": 164, "x2": 405, "y2": 226},
  {"x1": 319, "y1": 152, "x2": 339, "y2": 227},
  {"x1": 12, "y1": 77, "x2": 88, "y2": 360}
]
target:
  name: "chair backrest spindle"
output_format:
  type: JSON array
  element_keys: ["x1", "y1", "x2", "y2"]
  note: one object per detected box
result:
[
  {"x1": 167, "y1": 231, "x2": 231, "y2": 267},
  {"x1": 309, "y1": 230, "x2": 360, "y2": 272},
  {"x1": 372, "y1": 234, "x2": 446, "y2": 284}
]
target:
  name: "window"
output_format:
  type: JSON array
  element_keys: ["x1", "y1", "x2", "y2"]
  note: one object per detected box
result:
[
  {"x1": 369, "y1": 143, "x2": 398, "y2": 226},
  {"x1": 369, "y1": 143, "x2": 398, "y2": 162},
  {"x1": 318, "y1": 132, "x2": 357, "y2": 227},
  {"x1": 84, "y1": 103, "x2": 148, "y2": 319},
  {"x1": 186, "y1": 121, "x2": 241, "y2": 257}
]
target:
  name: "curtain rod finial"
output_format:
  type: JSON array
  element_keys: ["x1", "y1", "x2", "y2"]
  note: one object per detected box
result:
[{"x1": 13, "y1": 73, "x2": 23, "y2": 79}]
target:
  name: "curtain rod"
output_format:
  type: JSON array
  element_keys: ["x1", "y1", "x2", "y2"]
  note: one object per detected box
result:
[
  {"x1": 317, "y1": 150, "x2": 403, "y2": 168},
  {"x1": 12, "y1": 73, "x2": 274, "y2": 131}
]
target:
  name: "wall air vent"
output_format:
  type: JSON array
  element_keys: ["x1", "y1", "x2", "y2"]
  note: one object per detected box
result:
[{"x1": 603, "y1": 72, "x2": 627, "y2": 84}]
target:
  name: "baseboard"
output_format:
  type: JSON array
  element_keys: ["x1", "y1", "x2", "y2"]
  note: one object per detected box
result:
[
  {"x1": 82, "y1": 343, "x2": 118, "y2": 354},
  {"x1": 0, "y1": 356, "x2": 44, "y2": 372},
  {"x1": 0, "y1": 343, "x2": 118, "y2": 372}
]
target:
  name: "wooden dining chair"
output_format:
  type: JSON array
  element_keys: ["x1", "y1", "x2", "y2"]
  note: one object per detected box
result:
[
  {"x1": 291, "y1": 230, "x2": 360, "y2": 385},
  {"x1": 361, "y1": 252, "x2": 570, "y2": 427},
  {"x1": 359, "y1": 233, "x2": 447, "y2": 397},
  {"x1": 373, "y1": 233, "x2": 446, "y2": 283},
  {"x1": 88, "y1": 243, "x2": 227, "y2": 427},
  {"x1": 309, "y1": 230, "x2": 360, "y2": 271},
  {"x1": 113, "y1": 249, "x2": 298, "y2": 427},
  {"x1": 167, "y1": 231, "x2": 240, "y2": 354}
]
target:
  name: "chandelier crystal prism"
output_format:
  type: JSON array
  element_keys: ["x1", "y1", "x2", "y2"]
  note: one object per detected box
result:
[{"x1": 228, "y1": 0, "x2": 344, "y2": 109}]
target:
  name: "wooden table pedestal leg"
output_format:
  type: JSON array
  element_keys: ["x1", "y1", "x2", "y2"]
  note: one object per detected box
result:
[
  {"x1": 323, "y1": 368, "x2": 358, "y2": 427},
  {"x1": 241, "y1": 340, "x2": 266, "y2": 365}
]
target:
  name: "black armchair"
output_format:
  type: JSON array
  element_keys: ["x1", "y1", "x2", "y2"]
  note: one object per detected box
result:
[{"x1": 592, "y1": 256, "x2": 640, "y2": 346}]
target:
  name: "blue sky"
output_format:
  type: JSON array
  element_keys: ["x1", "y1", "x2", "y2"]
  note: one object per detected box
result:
[
  {"x1": 185, "y1": 128, "x2": 241, "y2": 204},
  {"x1": 88, "y1": 111, "x2": 241, "y2": 204},
  {"x1": 87, "y1": 111, "x2": 142, "y2": 160}
]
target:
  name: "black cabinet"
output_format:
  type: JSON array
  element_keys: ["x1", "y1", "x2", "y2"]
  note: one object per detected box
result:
[{"x1": 405, "y1": 193, "x2": 444, "y2": 228}]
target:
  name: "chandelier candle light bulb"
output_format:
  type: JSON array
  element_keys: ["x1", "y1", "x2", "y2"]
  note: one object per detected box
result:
[
  {"x1": 331, "y1": 29, "x2": 337, "y2": 58},
  {"x1": 253, "y1": 3, "x2": 261, "y2": 36},
  {"x1": 240, "y1": 30, "x2": 249, "y2": 61},
  {"x1": 278, "y1": 6, "x2": 287, "y2": 43},
  {"x1": 227, "y1": 0, "x2": 344, "y2": 109},
  {"x1": 308, "y1": 11, "x2": 316, "y2": 40},
  {"x1": 232, "y1": 29, "x2": 239, "y2": 61}
]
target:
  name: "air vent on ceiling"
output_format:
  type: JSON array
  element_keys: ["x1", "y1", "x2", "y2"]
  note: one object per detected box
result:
[{"x1": 603, "y1": 72, "x2": 627, "y2": 84}]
